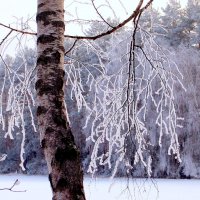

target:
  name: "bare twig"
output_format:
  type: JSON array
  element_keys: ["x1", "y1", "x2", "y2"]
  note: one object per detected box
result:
[
  {"x1": 91, "y1": 0, "x2": 114, "y2": 28},
  {"x1": 0, "y1": 30, "x2": 13, "y2": 46},
  {"x1": 0, "y1": 179, "x2": 26, "y2": 192},
  {"x1": 65, "y1": 39, "x2": 78, "y2": 55}
]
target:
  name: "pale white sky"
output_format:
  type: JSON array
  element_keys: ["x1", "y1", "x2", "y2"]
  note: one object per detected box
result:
[{"x1": 0, "y1": 0, "x2": 188, "y2": 56}]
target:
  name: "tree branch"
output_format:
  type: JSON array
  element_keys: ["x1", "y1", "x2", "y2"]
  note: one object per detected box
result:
[
  {"x1": 64, "y1": 39, "x2": 78, "y2": 55},
  {"x1": 91, "y1": 0, "x2": 114, "y2": 28},
  {"x1": 0, "y1": 30, "x2": 13, "y2": 46},
  {"x1": 0, "y1": 179, "x2": 26, "y2": 192},
  {"x1": 0, "y1": 23, "x2": 36, "y2": 36},
  {"x1": 64, "y1": 0, "x2": 146, "y2": 40},
  {"x1": 0, "y1": 0, "x2": 154, "y2": 42}
]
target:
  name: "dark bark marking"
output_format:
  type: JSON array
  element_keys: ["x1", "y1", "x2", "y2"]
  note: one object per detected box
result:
[
  {"x1": 59, "y1": 45, "x2": 65, "y2": 52},
  {"x1": 52, "y1": 113, "x2": 66, "y2": 128},
  {"x1": 60, "y1": 137, "x2": 69, "y2": 144},
  {"x1": 36, "y1": 84, "x2": 56, "y2": 96},
  {"x1": 36, "y1": 82, "x2": 63, "y2": 96},
  {"x1": 35, "y1": 79, "x2": 43, "y2": 90},
  {"x1": 51, "y1": 21, "x2": 65, "y2": 29},
  {"x1": 37, "y1": 34, "x2": 56, "y2": 45},
  {"x1": 51, "y1": 51, "x2": 61, "y2": 65},
  {"x1": 49, "y1": 174, "x2": 54, "y2": 191},
  {"x1": 53, "y1": 68, "x2": 65, "y2": 77},
  {"x1": 56, "y1": 178, "x2": 69, "y2": 191},
  {"x1": 38, "y1": 3, "x2": 45, "y2": 8},
  {"x1": 55, "y1": 77, "x2": 64, "y2": 90},
  {"x1": 73, "y1": 187, "x2": 85, "y2": 200},
  {"x1": 36, "y1": 11, "x2": 56, "y2": 25},
  {"x1": 41, "y1": 139, "x2": 46, "y2": 148},
  {"x1": 35, "y1": 79, "x2": 57, "y2": 95},
  {"x1": 56, "y1": 9, "x2": 64, "y2": 13},
  {"x1": 55, "y1": 144, "x2": 78, "y2": 162},
  {"x1": 60, "y1": 127, "x2": 76, "y2": 143},
  {"x1": 53, "y1": 97, "x2": 63, "y2": 109},
  {"x1": 59, "y1": 131, "x2": 77, "y2": 151},
  {"x1": 46, "y1": 127, "x2": 55, "y2": 133},
  {"x1": 42, "y1": 47, "x2": 53, "y2": 55},
  {"x1": 37, "y1": 106, "x2": 48, "y2": 116},
  {"x1": 37, "y1": 51, "x2": 62, "y2": 66},
  {"x1": 37, "y1": 55, "x2": 48, "y2": 66}
]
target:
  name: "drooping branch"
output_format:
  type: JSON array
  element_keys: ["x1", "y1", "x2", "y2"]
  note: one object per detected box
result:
[{"x1": 67, "y1": 14, "x2": 183, "y2": 177}]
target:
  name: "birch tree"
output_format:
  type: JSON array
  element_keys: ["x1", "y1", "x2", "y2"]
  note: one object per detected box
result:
[{"x1": 36, "y1": 0, "x2": 85, "y2": 199}]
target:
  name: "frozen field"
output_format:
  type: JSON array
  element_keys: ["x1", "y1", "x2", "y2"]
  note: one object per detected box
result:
[{"x1": 0, "y1": 174, "x2": 200, "y2": 200}]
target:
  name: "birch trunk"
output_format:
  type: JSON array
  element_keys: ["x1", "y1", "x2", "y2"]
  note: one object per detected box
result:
[{"x1": 36, "y1": 0, "x2": 86, "y2": 199}]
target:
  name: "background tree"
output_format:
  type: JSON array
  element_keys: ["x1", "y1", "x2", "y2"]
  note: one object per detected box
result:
[
  {"x1": 185, "y1": 0, "x2": 200, "y2": 46},
  {"x1": 160, "y1": 0, "x2": 187, "y2": 46}
]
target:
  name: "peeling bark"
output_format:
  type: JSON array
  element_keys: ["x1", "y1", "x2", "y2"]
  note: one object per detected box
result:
[{"x1": 36, "y1": 0, "x2": 86, "y2": 199}]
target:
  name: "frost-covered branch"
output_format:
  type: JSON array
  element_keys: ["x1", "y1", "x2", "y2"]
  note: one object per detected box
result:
[{"x1": 0, "y1": 47, "x2": 37, "y2": 170}]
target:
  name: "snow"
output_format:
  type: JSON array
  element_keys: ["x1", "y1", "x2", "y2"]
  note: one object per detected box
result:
[{"x1": 0, "y1": 175, "x2": 200, "y2": 200}]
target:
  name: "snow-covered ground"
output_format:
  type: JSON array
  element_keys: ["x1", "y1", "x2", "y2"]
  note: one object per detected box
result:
[{"x1": 0, "y1": 174, "x2": 200, "y2": 200}]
